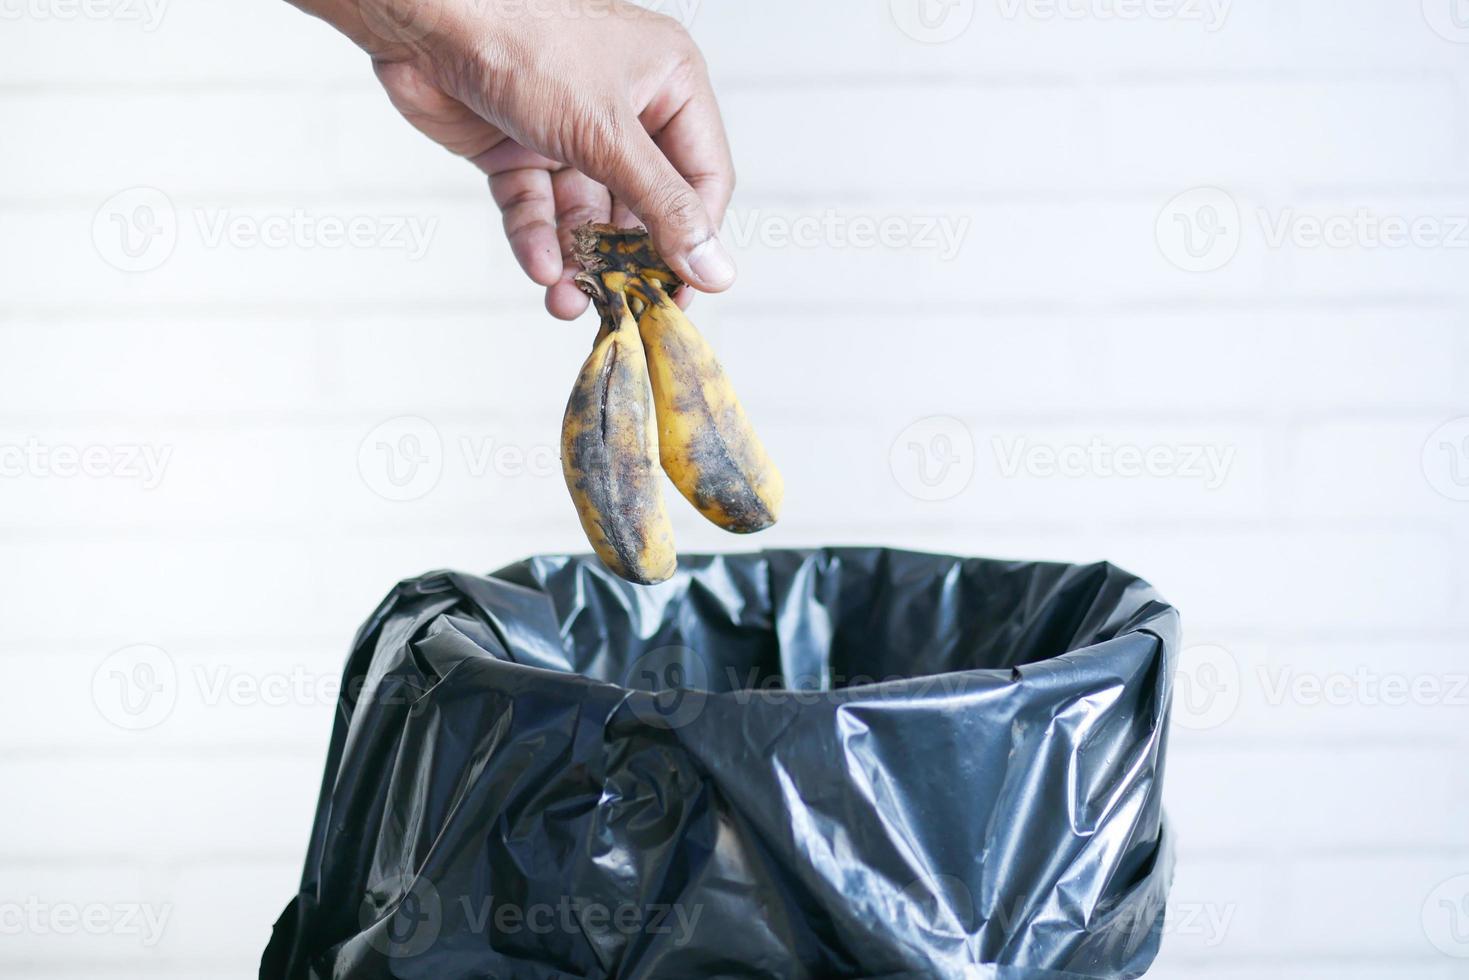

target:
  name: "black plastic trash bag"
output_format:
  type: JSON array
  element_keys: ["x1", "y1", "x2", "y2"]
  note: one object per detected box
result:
[{"x1": 263, "y1": 548, "x2": 1179, "y2": 980}]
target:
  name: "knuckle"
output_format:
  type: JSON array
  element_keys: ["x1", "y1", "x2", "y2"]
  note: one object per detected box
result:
[
  {"x1": 663, "y1": 17, "x2": 695, "y2": 47},
  {"x1": 643, "y1": 183, "x2": 703, "y2": 233},
  {"x1": 504, "y1": 214, "x2": 552, "y2": 239},
  {"x1": 573, "y1": 103, "x2": 626, "y2": 175},
  {"x1": 555, "y1": 203, "x2": 603, "y2": 229},
  {"x1": 496, "y1": 184, "x2": 543, "y2": 213},
  {"x1": 680, "y1": 38, "x2": 707, "y2": 72},
  {"x1": 635, "y1": 5, "x2": 687, "y2": 36}
]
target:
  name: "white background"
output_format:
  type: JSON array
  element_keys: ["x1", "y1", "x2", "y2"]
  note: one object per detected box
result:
[{"x1": 3, "y1": 0, "x2": 1469, "y2": 977}]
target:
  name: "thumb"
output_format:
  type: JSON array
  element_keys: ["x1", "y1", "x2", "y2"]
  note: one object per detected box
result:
[{"x1": 581, "y1": 119, "x2": 736, "y2": 292}]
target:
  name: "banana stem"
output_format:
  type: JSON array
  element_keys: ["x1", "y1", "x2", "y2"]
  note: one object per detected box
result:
[{"x1": 573, "y1": 224, "x2": 683, "y2": 291}]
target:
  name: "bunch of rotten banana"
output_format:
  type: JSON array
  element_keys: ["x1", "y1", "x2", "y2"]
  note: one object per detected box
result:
[{"x1": 561, "y1": 224, "x2": 783, "y2": 584}]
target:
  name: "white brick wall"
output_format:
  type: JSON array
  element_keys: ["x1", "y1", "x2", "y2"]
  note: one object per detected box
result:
[{"x1": 2, "y1": 2, "x2": 1467, "y2": 976}]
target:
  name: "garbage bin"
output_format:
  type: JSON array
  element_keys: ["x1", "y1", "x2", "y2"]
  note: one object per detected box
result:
[{"x1": 262, "y1": 547, "x2": 1179, "y2": 979}]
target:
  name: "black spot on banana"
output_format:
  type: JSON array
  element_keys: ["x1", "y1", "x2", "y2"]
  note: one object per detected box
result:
[{"x1": 560, "y1": 276, "x2": 677, "y2": 585}]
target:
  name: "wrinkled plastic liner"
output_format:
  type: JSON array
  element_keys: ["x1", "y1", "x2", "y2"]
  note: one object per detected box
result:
[{"x1": 263, "y1": 547, "x2": 1179, "y2": 979}]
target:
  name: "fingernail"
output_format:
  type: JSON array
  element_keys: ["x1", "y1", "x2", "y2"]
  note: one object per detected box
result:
[{"x1": 688, "y1": 236, "x2": 736, "y2": 289}]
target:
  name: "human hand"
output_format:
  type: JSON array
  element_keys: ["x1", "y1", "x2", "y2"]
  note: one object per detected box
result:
[{"x1": 290, "y1": 0, "x2": 736, "y2": 320}]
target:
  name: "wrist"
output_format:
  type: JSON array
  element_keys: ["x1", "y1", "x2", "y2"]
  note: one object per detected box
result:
[{"x1": 287, "y1": 0, "x2": 475, "y2": 63}]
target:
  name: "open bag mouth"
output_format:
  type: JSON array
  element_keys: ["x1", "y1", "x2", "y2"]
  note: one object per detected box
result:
[
  {"x1": 266, "y1": 547, "x2": 1180, "y2": 980},
  {"x1": 416, "y1": 547, "x2": 1177, "y2": 698}
]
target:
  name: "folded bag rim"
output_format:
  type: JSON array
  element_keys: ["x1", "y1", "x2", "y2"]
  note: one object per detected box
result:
[{"x1": 412, "y1": 546, "x2": 1178, "y2": 700}]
